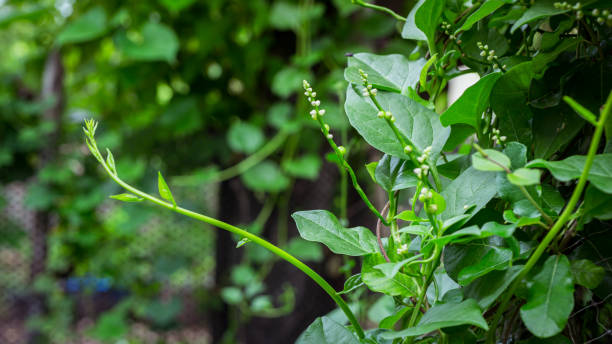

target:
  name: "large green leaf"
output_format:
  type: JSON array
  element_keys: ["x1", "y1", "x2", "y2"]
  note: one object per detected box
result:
[
  {"x1": 490, "y1": 62, "x2": 534, "y2": 145},
  {"x1": 241, "y1": 161, "x2": 289, "y2": 192},
  {"x1": 441, "y1": 167, "x2": 498, "y2": 220},
  {"x1": 520, "y1": 255, "x2": 574, "y2": 338},
  {"x1": 401, "y1": 0, "x2": 444, "y2": 52},
  {"x1": 380, "y1": 299, "x2": 488, "y2": 339},
  {"x1": 57, "y1": 6, "x2": 107, "y2": 45},
  {"x1": 344, "y1": 53, "x2": 425, "y2": 94},
  {"x1": 292, "y1": 210, "x2": 378, "y2": 256},
  {"x1": 345, "y1": 85, "x2": 450, "y2": 159},
  {"x1": 374, "y1": 154, "x2": 418, "y2": 192},
  {"x1": 583, "y1": 185, "x2": 612, "y2": 221},
  {"x1": 570, "y1": 259, "x2": 605, "y2": 289},
  {"x1": 456, "y1": 0, "x2": 509, "y2": 33},
  {"x1": 532, "y1": 103, "x2": 585, "y2": 160},
  {"x1": 362, "y1": 254, "x2": 419, "y2": 296},
  {"x1": 471, "y1": 149, "x2": 511, "y2": 172},
  {"x1": 526, "y1": 154, "x2": 612, "y2": 194},
  {"x1": 296, "y1": 317, "x2": 360, "y2": 344},
  {"x1": 227, "y1": 121, "x2": 265, "y2": 154},
  {"x1": 464, "y1": 265, "x2": 523, "y2": 309},
  {"x1": 440, "y1": 72, "x2": 502, "y2": 129},
  {"x1": 511, "y1": 0, "x2": 569, "y2": 33},
  {"x1": 115, "y1": 21, "x2": 179, "y2": 62},
  {"x1": 444, "y1": 240, "x2": 514, "y2": 285}
]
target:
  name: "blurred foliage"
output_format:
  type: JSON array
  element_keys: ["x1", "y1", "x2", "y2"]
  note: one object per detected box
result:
[{"x1": 0, "y1": 0, "x2": 415, "y2": 342}]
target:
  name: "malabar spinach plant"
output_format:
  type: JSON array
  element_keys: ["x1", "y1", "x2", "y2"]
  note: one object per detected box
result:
[{"x1": 85, "y1": 0, "x2": 612, "y2": 343}]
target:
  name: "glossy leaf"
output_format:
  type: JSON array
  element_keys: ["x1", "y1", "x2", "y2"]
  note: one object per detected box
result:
[
  {"x1": 532, "y1": 104, "x2": 585, "y2": 159},
  {"x1": 444, "y1": 239, "x2": 513, "y2": 285},
  {"x1": 401, "y1": 0, "x2": 444, "y2": 52},
  {"x1": 285, "y1": 238, "x2": 324, "y2": 262},
  {"x1": 526, "y1": 154, "x2": 612, "y2": 193},
  {"x1": 109, "y1": 193, "x2": 143, "y2": 202},
  {"x1": 570, "y1": 259, "x2": 605, "y2": 289},
  {"x1": 583, "y1": 185, "x2": 612, "y2": 221},
  {"x1": 296, "y1": 316, "x2": 360, "y2": 344},
  {"x1": 511, "y1": 0, "x2": 569, "y2": 33},
  {"x1": 374, "y1": 154, "x2": 418, "y2": 192},
  {"x1": 292, "y1": 210, "x2": 378, "y2": 256},
  {"x1": 464, "y1": 265, "x2": 523, "y2": 309},
  {"x1": 564, "y1": 96, "x2": 598, "y2": 126},
  {"x1": 490, "y1": 62, "x2": 534, "y2": 145},
  {"x1": 507, "y1": 168, "x2": 541, "y2": 186},
  {"x1": 456, "y1": 0, "x2": 507, "y2": 33},
  {"x1": 337, "y1": 274, "x2": 364, "y2": 295},
  {"x1": 157, "y1": 172, "x2": 176, "y2": 206},
  {"x1": 441, "y1": 167, "x2": 498, "y2": 220},
  {"x1": 520, "y1": 255, "x2": 574, "y2": 338},
  {"x1": 361, "y1": 254, "x2": 418, "y2": 296},
  {"x1": 344, "y1": 53, "x2": 425, "y2": 94},
  {"x1": 344, "y1": 85, "x2": 450, "y2": 159},
  {"x1": 440, "y1": 72, "x2": 501, "y2": 129},
  {"x1": 380, "y1": 299, "x2": 488, "y2": 339},
  {"x1": 472, "y1": 149, "x2": 511, "y2": 172}
]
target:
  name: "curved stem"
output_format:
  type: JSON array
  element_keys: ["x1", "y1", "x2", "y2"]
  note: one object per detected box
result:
[
  {"x1": 352, "y1": 0, "x2": 406, "y2": 21},
  {"x1": 84, "y1": 124, "x2": 365, "y2": 340},
  {"x1": 486, "y1": 91, "x2": 612, "y2": 342}
]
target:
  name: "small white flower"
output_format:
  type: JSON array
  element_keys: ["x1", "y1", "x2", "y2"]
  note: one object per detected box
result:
[
  {"x1": 428, "y1": 204, "x2": 438, "y2": 213},
  {"x1": 318, "y1": 109, "x2": 326, "y2": 116},
  {"x1": 327, "y1": 133, "x2": 333, "y2": 139},
  {"x1": 404, "y1": 145, "x2": 412, "y2": 153},
  {"x1": 371, "y1": 89, "x2": 378, "y2": 96},
  {"x1": 413, "y1": 168, "x2": 422, "y2": 176},
  {"x1": 310, "y1": 110, "x2": 317, "y2": 116}
]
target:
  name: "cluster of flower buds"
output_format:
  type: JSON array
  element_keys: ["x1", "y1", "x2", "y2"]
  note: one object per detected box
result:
[
  {"x1": 303, "y1": 80, "x2": 326, "y2": 121},
  {"x1": 591, "y1": 9, "x2": 612, "y2": 25},
  {"x1": 418, "y1": 187, "x2": 439, "y2": 214},
  {"x1": 396, "y1": 243, "x2": 409, "y2": 255},
  {"x1": 441, "y1": 21, "x2": 455, "y2": 39},
  {"x1": 413, "y1": 146, "x2": 432, "y2": 179},
  {"x1": 491, "y1": 128, "x2": 507, "y2": 145},
  {"x1": 554, "y1": 2, "x2": 586, "y2": 19},
  {"x1": 377, "y1": 110, "x2": 396, "y2": 123},
  {"x1": 359, "y1": 69, "x2": 378, "y2": 97},
  {"x1": 477, "y1": 42, "x2": 506, "y2": 70}
]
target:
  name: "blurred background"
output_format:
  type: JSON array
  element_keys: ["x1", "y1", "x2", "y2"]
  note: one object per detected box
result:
[{"x1": 0, "y1": 0, "x2": 419, "y2": 343}]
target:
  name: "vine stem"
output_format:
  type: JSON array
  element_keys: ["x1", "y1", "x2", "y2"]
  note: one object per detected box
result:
[
  {"x1": 351, "y1": 0, "x2": 406, "y2": 21},
  {"x1": 486, "y1": 91, "x2": 612, "y2": 343},
  {"x1": 84, "y1": 127, "x2": 365, "y2": 340}
]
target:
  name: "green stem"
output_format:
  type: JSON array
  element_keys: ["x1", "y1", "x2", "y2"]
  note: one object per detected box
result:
[
  {"x1": 486, "y1": 91, "x2": 612, "y2": 343},
  {"x1": 352, "y1": 0, "x2": 407, "y2": 21}
]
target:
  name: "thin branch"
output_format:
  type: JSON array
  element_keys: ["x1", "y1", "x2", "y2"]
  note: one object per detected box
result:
[{"x1": 376, "y1": 202, "x2": 391, "y2": 262}]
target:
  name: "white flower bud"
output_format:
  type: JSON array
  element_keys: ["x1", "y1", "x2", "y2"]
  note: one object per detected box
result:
[
  {"x1": 338, "y1": 146, "x2": 346, "y2": 155},
  {"x1": 480, "y1": 51, "x2": 486, "y2": 57},
  {"x1": 424, "y1": 146, "x2": 432, "y2": 154},
  {"x1": 324, "y1": 124, "x2": 330, "y2": 131},
  {"x1": 413, "y1": 168, "x2": 422, "y2": 177},
  {"x1": 310, "y1": 110, "x2": 317, "y2": 116},
  {"x1": 377, "y1": 111, "x2": 385, "y2": 118},
  {"x1": 318, "y1": 109, "x2": 326, "y2": 116},
  {"x1": 404, "y1": 145, "x2": 412, "y2": 153},
  {"x1": 500, "y1": 136, "x2": 507, "y2": 141},
  {"x1": 311, "y1": 92, "x2": 316, "y2": 97},
  {"x1": 428, "y1": 204, "x2": 438, "y2": 213},
  {"x1": 327, "y1": 133, "x2": 333, "y2": 139},
  {"x1": 315, "y1": 100, "x2": 320, "y2": 106}
]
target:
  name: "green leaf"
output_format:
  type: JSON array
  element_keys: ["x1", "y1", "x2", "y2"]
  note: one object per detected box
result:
[
  {"x1": 472, "y1": 149, "x2": 511, "y2": 172},
  {"x1": 337, "y1": 274, "x2": 364, "y2": 295},
  {"x1": 227, "y1": 122, "x2": 265, "y2": 154},
  {"x1": 285, "y1": 238, "x2": 324, "y2": 262},
  {"x1": 361, "y1": 254, "x2": 419, "y2": 296},
  {"x1": 344, "y1": 53, "x2": 425, "y2": 94},
  {"x1": 583, "y1": 185, "x2": 612, "y2": 221},
  {"x1": 291, "y1": 210, "x2": 378, "y2": 256},
  {"x1": 395, "y1": 210, "x2": 426, "y2": 222},
  {"x1": 511, "y1": 0, "x2": 569, "y2": 33},
  {"x1": 507, "y1": 168, "x2": 541, "y2": 186},
  {"x1": 570, "y1": 259, "x2": 605, "y2": 289},
  {"x1": 490, "y1": 62, "x2": 534, "y2": 145},
  {"x1": 456, "y1": 0, "x2": 508, "y2": 33},
  {"x1": 221, "y1": 287, "x2": 243, "y2": 305},
  {"x1": 157, "y1": 172, "x2": 176, "y2": 206},
  {"x1": 115, "y1": 21, "x2": 179, "y2": 62},
  {"x1": 440, "y1": 72, "x2": 502, "y2": 129},
  {"x1": 344, "y1": 85, "x2": 450, "y2": 159},
  {"x1": 241, "y1": 161, "x2": 289, "y2": 192},
  {"x1": 374, "y1": 154, "x2": 418, "y2": 192},
  {"x1": 283, "y1": 155, "x2": 322, "y2": 180},
  {"x1": 464, "y1": 265, "x2": 523, "y2": 309},
  {"x1": 269, "y1": 1, "x2": 324, "y2": 32},
  {"x1": 366, "y1": 161, "x2": 378, "y2": 182},
  {"x1": 563, "y1": 96, "x2": 598, "y2": 126},
  {"x1": 526, "y1": 154, "x2": 612, "y2": 193},
  {"x1": 296, "y1": 316, "x2": 360, "y2": 344},
  {"x1": 504, "y1": 141, "x2": 528, "y2": 169},
  {"x1": 444, "y1": 240, "x2": 513, "y2": 285},
  {"x1": 441, "y1": 167, "x2": 498, "y2": 220},
  {"x1": 57, "y1": 7, "x2": 107, "y2": 45},
  {"x1": 379, "y1": 307, "x2": 411, "y2": 329},
  {"x1": 401, "y1": 0, "x2": 444, "y2": 52},
  {"x1": 520, "y1": 255, "x2": 574, "y2": 338},
  {"x1": 374, "y1": 256, "x2": 427, "y2": 279},
  {"x1": 532, "y1": 102, "x2": 585, "y2": 160},
  {"x1": 109, "y1": 193, "x2": 144, "y2": 202},
  {"x1": 381, "y1": 299, "x2": 488, "y2": 339}
]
